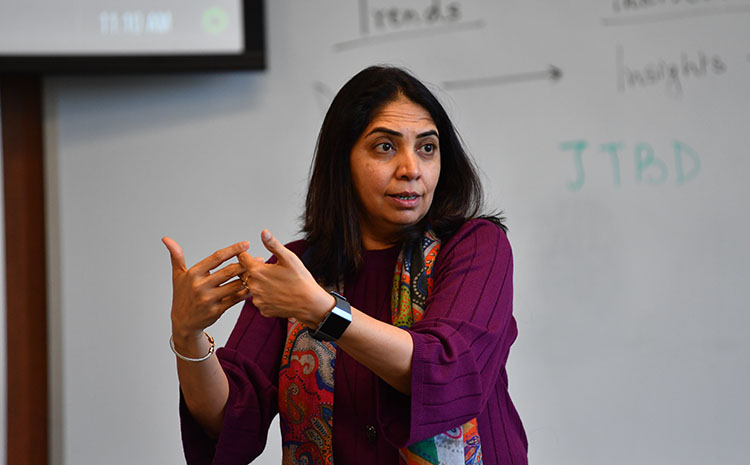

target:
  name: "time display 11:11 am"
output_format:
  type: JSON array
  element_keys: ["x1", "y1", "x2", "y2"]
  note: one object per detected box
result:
[{"x1": 99, "y1": 10, "x2": 173, "y2": 35}]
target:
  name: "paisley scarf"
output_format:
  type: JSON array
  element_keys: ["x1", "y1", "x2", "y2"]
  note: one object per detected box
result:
[{"x1": 278, "y1": 230, "x2": 482, "y2": 465}]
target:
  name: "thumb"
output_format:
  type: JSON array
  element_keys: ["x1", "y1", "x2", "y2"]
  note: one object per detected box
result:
[
  {"x1": 161, "y1": 236, "x2": 187, "y2": 272},
  {"x1": 260, "y1": 229, "x2": 292, "y2": 263}
]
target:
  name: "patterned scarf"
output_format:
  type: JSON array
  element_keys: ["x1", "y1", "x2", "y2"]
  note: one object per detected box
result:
[{"x1": 278, "y1": 230, "x2": 482, "y2": 465}]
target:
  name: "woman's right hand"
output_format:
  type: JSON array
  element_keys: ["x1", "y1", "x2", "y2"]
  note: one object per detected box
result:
[{"x1": 162, "y1": 237, "x2": 251, "y2": 341}]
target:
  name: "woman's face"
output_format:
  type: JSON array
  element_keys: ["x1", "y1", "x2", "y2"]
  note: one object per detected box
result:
[{"x1": 350, "y1": 96, "x2": 441, "y2": 249}]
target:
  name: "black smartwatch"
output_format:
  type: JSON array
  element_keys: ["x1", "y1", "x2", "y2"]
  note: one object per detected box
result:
[{"x1": 311, "y1": 291, "x2": 352, "y2": 342}]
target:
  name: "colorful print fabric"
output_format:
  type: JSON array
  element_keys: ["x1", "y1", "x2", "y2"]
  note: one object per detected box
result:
[{"x1": 279, "y1": 320, "x2": 336, "y2": 465}]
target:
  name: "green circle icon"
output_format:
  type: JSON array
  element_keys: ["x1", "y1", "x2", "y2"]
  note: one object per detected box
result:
[{"x1": 202, "y1": 7, "x2": 229, "y2": 34}]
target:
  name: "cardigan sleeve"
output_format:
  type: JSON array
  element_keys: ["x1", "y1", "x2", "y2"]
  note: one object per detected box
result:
[
  {"x1": 179, "y1": 242, "x2": 306, "y2": 464},
  {"x1": 375, "y1": 219, "x2": 517, "y2": 446}
]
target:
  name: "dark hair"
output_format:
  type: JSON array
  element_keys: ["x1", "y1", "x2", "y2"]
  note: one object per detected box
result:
[{"x1": 302, "y1": 65, "x2": 505, "y2": 285}]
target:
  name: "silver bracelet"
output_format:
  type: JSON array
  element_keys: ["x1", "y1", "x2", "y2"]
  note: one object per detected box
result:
[{"x1": 169, "y1": 332, "x2": 215, "y2": 362}]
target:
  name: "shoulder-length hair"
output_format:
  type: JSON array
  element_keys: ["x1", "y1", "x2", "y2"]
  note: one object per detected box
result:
[{"x1": 302, "y1": 65, "x2": 505, "y2": 285}]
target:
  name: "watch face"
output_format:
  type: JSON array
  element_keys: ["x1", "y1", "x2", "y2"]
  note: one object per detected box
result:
[
  {"x1": 323, "y1": 311, "x2": 351, "y2": 339},
  {"x1": 312, "y1": 293, "x2": 352, "y2": 341}
]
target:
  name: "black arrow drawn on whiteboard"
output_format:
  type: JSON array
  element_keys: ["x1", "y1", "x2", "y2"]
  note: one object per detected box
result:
[{"x1": 441, "y1": 66, "x2": 562, "y2": 91}]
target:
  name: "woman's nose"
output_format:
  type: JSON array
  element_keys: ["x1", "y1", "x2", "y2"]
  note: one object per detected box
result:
[{"x1": 396, "y1": 150, "x2": 420, "y2": 180}]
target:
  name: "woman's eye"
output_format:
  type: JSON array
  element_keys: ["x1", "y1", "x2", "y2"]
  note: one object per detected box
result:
[
  {"x1": 422, "y1": 143, "x2": 436, "y2": 153},
  {"x1": 376, "y1": 142, "x2": 393, "y2": 153}
]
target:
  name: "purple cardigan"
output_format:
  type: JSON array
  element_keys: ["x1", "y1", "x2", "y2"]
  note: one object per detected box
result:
[{"x1": 180, "y1": 219, "x2": 528, "y2": 464}]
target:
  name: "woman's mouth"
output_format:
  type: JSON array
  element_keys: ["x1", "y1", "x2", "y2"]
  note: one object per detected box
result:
[{"x1": 388, "y1": 192, "x2": 421, "y2": 206}]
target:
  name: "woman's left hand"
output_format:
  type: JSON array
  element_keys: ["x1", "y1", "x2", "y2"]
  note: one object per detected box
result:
[{"x1": 238, "y1": 230, "x2": 334, "y2": 327}]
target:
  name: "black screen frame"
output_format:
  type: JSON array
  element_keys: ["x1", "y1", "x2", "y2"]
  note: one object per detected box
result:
[{"x1": 0, "y1": 0, "x2": 265, "y2": 73}]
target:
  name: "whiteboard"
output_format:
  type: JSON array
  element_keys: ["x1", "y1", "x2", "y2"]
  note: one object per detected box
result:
[{"x1": 42, "y1": 1, "x2": 750, "y2": 464}]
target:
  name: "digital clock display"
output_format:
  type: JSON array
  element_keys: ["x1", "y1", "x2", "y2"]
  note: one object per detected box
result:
[{"x1": 0, "y1": 1, "x2": 243, "y2": 55}]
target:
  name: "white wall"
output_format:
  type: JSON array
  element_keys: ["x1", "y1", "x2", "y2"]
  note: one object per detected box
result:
[{"x1": 44, "y1": 1, "x2": 750, "y2": 464}]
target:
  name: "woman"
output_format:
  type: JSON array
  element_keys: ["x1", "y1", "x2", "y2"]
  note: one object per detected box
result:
[{"x1": 164, "y1": 66, "x2": 527, "y2": 465}]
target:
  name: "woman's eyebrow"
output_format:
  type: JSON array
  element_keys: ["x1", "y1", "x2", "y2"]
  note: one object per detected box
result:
[
  {"x1": 417, "y1": 130, "x2": 439, "y2": 139},
  {"x1": 364, "y1": 128, "x2": 439, "y2": 138},
  {"x1": 365, "y1": 127, "x2": 402, "y2": 138}
]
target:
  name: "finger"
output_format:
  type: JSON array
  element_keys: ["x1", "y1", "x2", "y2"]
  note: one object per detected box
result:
[
  {"x1": 238, "y1": 251, "x2": 264, "y2": 274},
  {"x1": 162, "y1": 237, "x2": 187, "y2": 273},
  {"x1": 203, "y1": 279, "x2": 248, "y2": 308},
  {"x1": 205, "y1": 263, "x2": 245, "y2": 287},
  {"x1": 214, "y1": 278, "x2": 248, "y2": 298},
  {"x1": 217, "y1": 288, "x2": 251, "y2": 313},
  {"x1": 194, "y1": 241, "x2": 250, "y2": 275},
  {"x1": 260, "y1": 230, "x2": 294, "y2": 263}
]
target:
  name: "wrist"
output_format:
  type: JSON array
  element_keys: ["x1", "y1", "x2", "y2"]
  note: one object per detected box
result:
[
  {"x1": 302, "y1": 288, "x2": 336, "y2": 329},
  {"x1": 310, "y1": 291, "x2": 352, "y2": 342},
  {"x1": 170, "y1": 327, "x2": 205, "y2": 351},
  {"x1": 170, "y1": 331, "x2": 215, "y2": 362}
]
